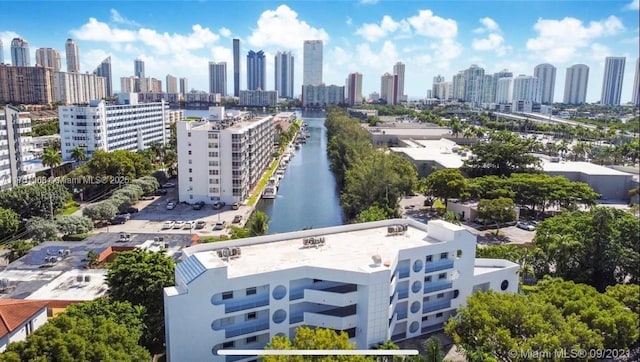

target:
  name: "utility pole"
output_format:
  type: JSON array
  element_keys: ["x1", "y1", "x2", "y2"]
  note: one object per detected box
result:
[{"x1": 49, "y1": 192, "x2": 54, "y2": 220}]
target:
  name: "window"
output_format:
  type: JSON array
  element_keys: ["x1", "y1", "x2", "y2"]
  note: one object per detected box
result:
[
  {"x1": 422, "y1": 316, "x2": 429, "y2": 321},
  {"x1": 313, "y1": 279, "x2": 322, "y2": 283},
  {"x1": 246, "y1": 336, "x2": 257, "y2": 343},
  {"x1": 436, "y1": 312, "x2": 443, "y2": 318},
  {"x1": 189, "y1": 168, "x2": 192, "y2": 173},
  {"x1": 438, "y1": 273, "x2": 447, "y2": 280},
  {"x1": 189, "y1": 177, "x2": 193, "y2": 182},
  {"x1": 188, "y1": 159, "x2": 192, "y2": 164},
  {"x1": 246, "y1": 287, "x2": 257, "y2": 295},
  {"x1": 501, "y1": 280, "x2": 509, "y2": 291},
  {"x1": 426, "y1": 255, "x2": 432, "y2": 262},
  {"x1": 247, "y1": 312, "x2": 257, "y2": 320},
  {"x1": 187, "y1": 132, "x2": 191, "y2": 137},
  {"x1": 222, "y1": 341, "x2": 234, "y2": 348},
  {"x1": 437, "y1": 293, "x2": 444, "y2": 299},
  {"x1": 222, "y1": 291, "x2": 233, "y2": 300},
  {"x1": 440, "y1": 252, "x2": 448, "y2": 259},
  {"x1": 25, "y1": 321, "x2": 33, "y2": 336},
  {"x1": 425, "y1": 276, "x2": 432, "y2": 282}
]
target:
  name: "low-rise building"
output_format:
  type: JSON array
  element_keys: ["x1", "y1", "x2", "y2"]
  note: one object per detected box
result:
[
  {"x1": 391, "y1": 139, "x2": 470, "y2": 178},
  {"x1": 0, "y1": 299, "x2": 48, "y2": 352},
  {"x1": 366, "y1": 124, "x2": 474, "y2": 147},
  {"x1": 163, "y1": 219, "x2": 519, "y2": 361},
  {"x1": 239, "y1": 90, "x2": 278, "y2": 107},
  {"x1": 301, "y1": 84, "x2": 344, "y2": 107}
]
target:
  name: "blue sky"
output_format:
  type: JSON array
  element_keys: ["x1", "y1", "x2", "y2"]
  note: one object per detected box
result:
[{"x1": 1, "y1": 0, "x2": 638, "y2": 102}]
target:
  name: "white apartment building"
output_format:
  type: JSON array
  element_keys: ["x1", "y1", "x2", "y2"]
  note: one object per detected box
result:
[
  {"x1": 176, "y1": 109, "x2": 274, "y2": 205},
  {"x1": 239, "y1": 90, "x2": 278, "y2": 107},
  {"x1": 0, "y1": 106, "x2": 40, "y2": 189},
  {"x1": 164, "y1": 219, "x2": 519, "y2": 362},
  {"x1": 58, "y1": 93, "x2": 168, "y2": 161},
  {"x1": 53, "y1": 72, "x2": 106, "y2": 105},
  {"x1": 301, "y1": 85, "x2": 344, "y2": 107}
]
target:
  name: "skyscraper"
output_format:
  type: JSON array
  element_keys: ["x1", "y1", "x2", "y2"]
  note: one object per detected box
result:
[
  {"x1": 209, "y1": 62, "x2": 227, "y2": 96},
  {"x1": 179, "y1": 78, "x2": 189, "y2": 96},
  {"x1": 495, "y1": 77, "x2": 514, "y2": 103},
  {"x1": 35, "y1": 48, "x2": 61, "y2": 71},
  {"x1": 166, "y1": 74, "x2": 178, "y2": 94},
  {"x1": 134, "y1": 59, "x2": 145, "y2": 92},
  {"x1": 347, "y1": 72, "x2": 363, "y2": 106},
  {"x1": 0, "y1": 39, "x2": 3, "y2": 64},
  {"x1": 233, "y1": 39, "x2": 240, "y2": 97},
  {"x1": 10, "y1": 38, "x2": 30, "y2": 66},
  {"x1": 452, "y1": 71, "x2": 466, "y2": 101},
  {"x1": 93, "y1": 56, "x2": 113, "y2": 96},
  {"x1": 303, "y1": 40, "x2": 323, "y2": 86},
  {"x1": 65, "y1": 38, "x2": 80, "y2": 73},
  {"x1": 463, "y1": 64, "x2": 485, "y2": 103},
  {"x1": 601, "y1": 57, "x2": 626, "y2": 106},
  {"x1": 632, "y1": 58, "x2": 639, "y2": 107},
  {"x1": 393, "y1": 62, "x2": 405, "y2": 102},
  {"x1": 275, "y1": 51, "x2": 294, "y2": 98},
  {"x1": 534, "y1": 63, "x2": 556, "y2": 104},
  {"x1": 380, "y1": 72, "x2": 396, "y2": 105},
  {"x1": 563, "y1": 64, "x2": 589, "y2": 105},
  {"x1": 512, "y1": 75, "x2": 541, "y2": 103},
  {"x1": 246, "y1": 51, "x2": 266, "y2": 91}
]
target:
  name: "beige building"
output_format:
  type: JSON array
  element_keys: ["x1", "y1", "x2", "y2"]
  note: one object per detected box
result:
[{"x1": 0, "y1": 65, "x2": 54, "y2": 104}]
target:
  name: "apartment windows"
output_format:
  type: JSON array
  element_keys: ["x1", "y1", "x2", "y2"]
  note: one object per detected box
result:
[
  {"x1": 209, "y1": 160, "x2": 219, "y2": 166},
  {"x1": 188, "y1": 160, "x2": 192, "y2": 164},
  {"x1": 437, "y1": 293, "x2": 444, "y2": 299},
  {"x1": 25, "y1": 321, "x2": 33, "y2": 336},
  {"x1": 246, "y1": 287, "x2": 257, "y2": 296},
  {"x1": 436, "y1": 312, "x2": 444, "y2": 318},
  {"x1": 222, "y1": 341, "x2": 234, "y2": 348},
  {"x1": 188, "y1": 168, "x2": 192, "y2": 173},
  {"x1": 246, "y1": 312, "x2": 257, "y2": 320},
  {"x1": 189, "y1": 177, "x2": 192, "y2": 182},
  {"x1": 209, "y1": 170, "x2": 219, "y2": 176},
  {"x1": 425, "y1": 276, "x2": 432, "y2": 283},
  {"x1": 209, "y1": 187, "x2": 219, "y2": 193},
  {"x1": 208, "y1": 151, "x2": 219, "y2": 157},
  {"x1": 438, "y1": 273, "x2": 447, "y2": 280},
  {"x1": 222, "y1": 291, "x2": 233, "y2": 300},
  {"x1": 426, "y1": 255, "x2": 433, "y2": 262},
  {"x1": 188, "y1": 150, "x2": 192, "y2": 155},
  {"x1": 440, "y1": 252, "x2": 448, "y2": 259},
  {"x1": 246, "y1": 336, "x2": 257, "y2": 344},
  {"x1": 187, "y1": 132, "x2": 191, "y2": 137},
  {"x1": 208, "y1": 142, "x2": 219, "y2": 148},
  {"x1": 208, "y1": 133, "x2": 218, "y2": 139}
]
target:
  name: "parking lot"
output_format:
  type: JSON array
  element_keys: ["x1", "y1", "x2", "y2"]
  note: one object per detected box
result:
[{"x1": 97, "y1": 188, "x2": 254, "y2": 237}]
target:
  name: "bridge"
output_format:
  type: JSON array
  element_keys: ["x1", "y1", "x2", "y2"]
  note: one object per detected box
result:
[{"x1": 492, "y1": 112, "x2": 598, "y2": 130}]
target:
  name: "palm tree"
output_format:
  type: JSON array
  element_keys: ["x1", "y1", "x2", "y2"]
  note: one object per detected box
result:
[
  {"x1": 49, "y1": 138, "x2": 61, "y2": 152},
  {"x1": 70, "y1": 146, "x2": 87, "y2": 164},
  {"x1": 423, "y1": 337, "x2": 444, "y2": 362},
  {"x1": 41, "y1": 147, "x2": 62, "y2": 178},
  {"x1": 247, "y1": 211, "x2": 269, "y2": 236}
]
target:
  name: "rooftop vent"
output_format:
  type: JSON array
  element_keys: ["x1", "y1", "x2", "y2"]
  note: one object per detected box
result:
[
  {"x1": 387, "y1": 224, "x2": 408, "y2": 236},
  {"x1": 372, "y1": 254, "x2": 382, "y2": 266},
  {"x1": 230, "y1": 247, "x2": 242, "y2": 259},
  {"x1": 302, "y1": 236, "x2": 326, "y2": 248}
]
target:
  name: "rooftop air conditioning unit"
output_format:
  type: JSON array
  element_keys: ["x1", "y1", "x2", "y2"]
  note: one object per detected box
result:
[{"x1": 371, "y1": 254, "x2": 382, "y2": 265}]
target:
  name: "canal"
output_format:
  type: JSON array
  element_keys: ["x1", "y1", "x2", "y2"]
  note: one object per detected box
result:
[{"x1": 183, "y1": 110, "x2": 344, "y2": 234}]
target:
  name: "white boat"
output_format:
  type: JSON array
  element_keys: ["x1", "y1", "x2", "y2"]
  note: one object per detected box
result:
[{"x1": 262, "y1": 185, "x2": 276, "y2": 199}]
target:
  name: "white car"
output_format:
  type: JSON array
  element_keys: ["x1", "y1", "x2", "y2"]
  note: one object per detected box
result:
[
  {"x1": 173, "y1": 221, "x2": 185, "y2": 229},
  {"x1": 516, "y1": 221, "x2": 536, "y2": 231},
  {"x1": 162, "y1": 221, "x2": 175, "y2": 229},
  {"x1": 166, "y1": 202, "x2": 176, "y2": 210},
  {"x1": 183, "y1": 221, "x2": 195, "y2": 229}
]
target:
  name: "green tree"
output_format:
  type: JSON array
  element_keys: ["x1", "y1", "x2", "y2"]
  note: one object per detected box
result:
[
  {"x1": 0, "y1": 207, "x2": 19, "y2": 237},
  {"x1": 604, "y1": 284, "x2": 640, "y2": 315},
  {"x1": 476, "y1": 197, "x2": 516, "y2": 235},
  {"x1": 0, "y1": 182, "x2": 69, "y2": 219},
  {"x1": 6, "y1": 240, "x2": 37, "y2": 263},
  {"x1": 264, "y1": 326, "x2": 372, "y2": 362},
  {"x1": 422, "y1": 337, "x2": 444, "y2": 362},
  {"x1": 246, "y1": 210, "x2": 269, "y2": 236},
  {"x1": 130, "y1": 176, "x2": 160, "y2": 195},
  {"x1": 41, "y1": 147, "x2": 62, "y2": 177},
  {"x1": 55, "y1": 215, "x2": 94, "y2": 235},
  {"x1": 25, "y1": 217, "x2": 59, "y2": 242},
  {"x1": 69, "y1": 146, "x2": 87, "y2": 163},
  {"x1": 106, "y1": 250, "x2": 175, "y2": 353},
  {"x1": 356, "y1": 205, "x2": 392, "y2": 223},
  {"x1": 420, "y1": 169, "x2": 468, "y2": 205},
  {"x1": 83, "y1": 201, "x2": 118, "y2": 223},
  {"x1": 462, "y1": 130, "x2": 541, "y2": 177}
]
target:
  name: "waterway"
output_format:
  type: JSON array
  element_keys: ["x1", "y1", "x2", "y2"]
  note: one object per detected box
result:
[{"x1": 182, "y1": 109, "x2": 344, "y2": 234}]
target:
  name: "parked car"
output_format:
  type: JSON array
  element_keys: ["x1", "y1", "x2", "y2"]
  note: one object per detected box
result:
[
  {"x1": 195, "y1": 220, "x2": 206, "y2": 229},
  {"x1": 126, "y1": 207, "x2": 139, "y2": 213},
  {"x1": 231, "y1": 202, "x2": 240, "y2": 210},
  {"x1": 192, "y1": 201, "x2": 205, "y2": 210},
  {"x1": 213, "y1": 221, "x2": 227, "y2": 230},
  {"x1": 166, "y1": 202, "x2": 176, "y2": 210},
  {"x1": 183, "y1": 221, "x2": 195, "y2": 229},
  {"x1": 212, "y1": 201, "x2": 226, "y2": 210},
  {"x1": 162, "y1": 182, "x2": 176, "y2": 188},
  {"x1": 110, "y1": 216, "x2": 128, "y2": 225},
  {"x1": 141, "y1": 195, "x2": 155, "y2": 200},
  {"x1": 162, "y1": 221, "x2": 175, "y2": 229},
  {"x1": 116, "y1": 213, "x2": 131, "y2": 220},
  {"x1": 516, "y1": 221, "x2": 536, "y2": 231},
  {"x1": 154, "y1": 189, "x2": 168, "y2": 196},
  {"x1": 173, "y1": 221, "x2": 185, "y2": 229},
  {"x1": 232, "y1": 215, "x2": 242, "y2": 223}
]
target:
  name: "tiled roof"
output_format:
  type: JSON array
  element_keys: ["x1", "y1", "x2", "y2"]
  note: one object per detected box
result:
[{"x1": 0, "y1": 299, "x2": 48, "y2": 338}]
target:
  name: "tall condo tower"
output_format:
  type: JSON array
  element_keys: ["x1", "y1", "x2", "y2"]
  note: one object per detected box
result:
[
  {"x1": 275, "y1": 51, "x2": 294, "y2": 98},
  {"x1": 380, "y1": 72, "x2": 397, "y2": 105},
  {"x1": 65, "y1": 38, "x2": 80, "y2": 72},
  {"x1": 303, "y1": 40, "x2": 323, "y2": 86},
  {"x1": 632, "y1": 58, "x2": 639, "y2": 107},
  {"x1": 93, "y1": 56, "x2": 113, "y2": 96},
  {"x1": 563, "y1": 64, "x2": 589, "y2": 105},
  {"x1": 35, "y1": 48, "x2": 61, "y2": 71},
  {"x1": 463, "y1": 64, "x2": 485, "y2": 103},
  {"x1": 233, "y1": 39, "x2": 240, "y2": 97},
  {"x1": 179, "y1": 78, "x2": 189, "y2": 96},
  {"x1": 10, "y1": 38, "x2": 30, "y2": 66},
  {"x1": 347, "y1": 72, "x2": 363, "y2": 106},
  {"x1": 209, "y1": 62, "x2": 227, "y2": 96},
  {"x1": 134, "y1": 59, "x2": 145, "y2": 79},
  {"x1": 166, "y1": 74, "x2": 178, "y2": 94},
  {"x1": 534, "y1": 63, "x2": 556, "y2": 104},
  {"x1": 246, "y1": 50, "x2": 266, "y2": 91},
  {"x1": 600, "y1": 57, "x2": 626, "y2": 106},
  {"x1": 0, "y1": 39, "x2": 4, "y2": 64},
  {"x1": 393, "y1": 62, "x2": 406, "y2": 102},
  {"x1": 512, "y1": 75, "x2": 541, "y2": 102}
]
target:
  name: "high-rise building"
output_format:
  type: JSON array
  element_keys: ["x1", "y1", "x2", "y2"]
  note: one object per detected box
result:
[
  {"x1": 0, "y1": 106, "x2": 39, "y2": 189},
  {"x1": 162, "y1": 218, "x2": 519, "y2": 361},
  {"x1": 303, "y1": 40, "x2": 323, "y2": 86},
  {"x1": 600, "y1": 57, "x2": 626, "y2": 106},
  {"x1": 0, "y1": 65, "x2": 54, "y2": 104},
  {"x1": 393, "y1": 62, "x2": 406, "y2": 102},
  {"x1": 35, "y1": 48, "x2": 61, "y2": 71},
  {"x1": 134, "y1": 58, "x2": 145, "y2": 92},
  {"x1": 179, "y1": 78, "x2": 189, "y2": 97},
  {"x1": 481, "y1": 75, "x2": 495, "y2": 103},
  {"x1": 209, "y1": 62, "x2": 227, "y2": 96},
  {"x1": 93, "y1": 57, "x2": 113, "y2": 97},
  {"x1": 463, "y1": 65, "x2": 485, "y2": 104},
  {"x1": 432, "y1": 75, "x2": 445, "y2": 99},
  {"x1": 452, "y1": 71, "x2": 465, "y2": 101},
  {"x1": 10, "y1": 38, "x2": 30, "y2": 66},
  {"x1": 233, "y1": 39, "x2": 240, "y2": 97},
  {"x1": 347, "y1": 72, "x2": 363, "y2": 106},
  {"x1": 631, "y1": 58, "x2": 639, "y2": 107},
  {"x1": 380, "y1": 72, "x2": 396, "y2": 105},
  {"x1": 275, "y1": 51, "x2": 294, "y2": 98},
  {"x1": 563, "y1": 64, "x2": 589, "y2": 105},
  {"x1": 52, "y1": 71, "x2": 106, "y2": 104},
  {"x1": 246, "y1": 51, "x2": 265, "y2": 91},
  {"x1": 59, "y1": 93, "x2": 168, "y2": 161},
  {"x1": 166, "y1": 74, "x2": 178, "y2": 94},
  {"x1": 495, "y1": 77, "x2": 514, "y2": 104},
  {"x1": 0, "y1": 39, "x2": 3, "y2": 64},
  {"x1": 65, "y1": 38, "x2": 80, "y2": 73},
  {"x1": 534, "y1": 63, "x2": 556, "y2": 104},
  {"x1": 512, "y1": 75, "x2": 541, "y2": 103}
]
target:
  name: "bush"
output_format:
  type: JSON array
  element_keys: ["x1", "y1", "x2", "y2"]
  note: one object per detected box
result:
[{"x1": 62, "y1": 233, "x2": 95, "y2": 241}]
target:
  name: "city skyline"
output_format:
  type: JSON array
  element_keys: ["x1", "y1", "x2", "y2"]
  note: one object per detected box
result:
[{"x1": 0, "y1": 1, "x2": 638, "y2": 102}]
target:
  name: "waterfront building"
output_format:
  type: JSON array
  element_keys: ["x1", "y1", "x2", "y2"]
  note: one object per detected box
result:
[
  {"x1": 346, "y1": 72, "x2": 363, "y2": 106},
  {"x1": 0, "y1": 65, "x2": 55, "y2": 104},
  {"x1": 163, "y1": 218, "x2": 519, "y2": 361},
  {"x1": 0, "y1": 106, "x2": 40, "y2": 190},
  {"x1": 209, "y1": 62, "x2": 227, "y2": 96},
  {"x1": 35, "y1": 48, "x2": 61, "y2": 71},
  {"x1": 632, "y1": 58, "x2": 639, "y2": 107},
  {"x1": 166, "y1": 74, "x2": 178, "y2": 94},
  {"x1": 239, "y1": 90, "x2": 278, "y2": 107},
  {"x1": 10, "y1": 38, "x2": 30, "y2": 66},
  {"x1": 275, "y1": 51, "x2": 294, "y2": 99},
  {"x1": 58, "y1": 93, "x2": 168, "y2": 161},
  {"x1": 134, "y1": 59, "x2": 145, "y2": 92},
  {"x1": 176, "y1": 109, "x2": 274, "y2": 204},
  {"x1": 233, "y1": 39, "x2": 240, "y2": 97},
  {"x1": 495, "y1": 77, "x2": 514, "y2": 104},
  {"x1": 179, "y1": 77, "x2": 189, "y2": 97},
  {"x1": 463, "y1": 64, "x2": 484, "y2": 104},
  {"x1": 451, "y1": 71, "x2": 465, "y2": 101},
  {"x1": 512, "y1": 75, "x2": 541, "y2": 103},
  {"x1": 303, "y1": 40, "x2": 323, "y2": 86},
  {"x1": 563, "y1": 64, "x2": 589, "y2": 105},
  {"x1": 533, "y1": 63, "x2": 556, "y2": 104},
  {"x1": 65, "y1": 38, "x2": 80, "y2": 73},
  {"x1": 393, "y1": 62, "x2": 406, "y2": 102},
  {"x1": 93, "y1": 56, "x2": 113, "y2": 96},
  {"x1": 52, "y1": 71, "x2": 106, "y2": 105},
  {"x1": 247, "y1": 51, "x2": 266, "y2": 91},
  {"x1": 600, "y1": 57, "x2": 626, "y2": 106},
  {"x1": 0, "y1": 39, "x2": 3, "y2": 64},
  {"x1": 432, "y1": 75, "x2": 445, "y2": 99},
  {"x1": 301, "y1": 84, "x2": 344, "y2": 107}
]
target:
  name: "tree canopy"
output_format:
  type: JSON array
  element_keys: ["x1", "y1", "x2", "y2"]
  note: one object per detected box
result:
[
  {"x1": 0, "y1": 182, "x2": 69, "y2": 219},
  {"x1": 0, "y1": 207, "x2": 19, "y2": 238},
  {"x1": 420, "y1": 169, "x2": 469, "y2": 204},
  {"x1": 264, "y1": 327, "x2": 371, "y2": 362},
  {"x1": 476, "y1": 197, "x2": 517, "y2": 234},
  {"x1": 462, "y1": 130, "x2": 541, "y2": 177}
]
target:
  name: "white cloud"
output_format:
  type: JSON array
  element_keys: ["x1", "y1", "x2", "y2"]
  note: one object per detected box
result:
[
  {"x1": 589, "y1": 43, "x2": 611, "y2": 61},
  {"x1": 471, "y1": 17, "x2": 508, "y2": 56},
  {"x1": 473, "y1": 17, "x2": 500, "y2": 33},
  {"x1": 355, "y1": 15, "x2": 410, "y2": 42},
  {"x1": 219, "y1": 27, "x2": 232, "y2": 38},
  {"x1": 625, "y1": 0, "x2": 639, "y2": 10},
  {"x1": 472, "y1": 33, "x2": 504, "y2": 51},
  {"x1": 355, "y1": 41, "x2": 398, "y2": 70},
  {"x1": 110, "y1": 9, "x2": 140, "y2": 27},
  {"x1": 346, "y1": 17, "x2": 352, "y2": 26},
  {"x1": 71, "y1": 18, "x2": 137, "y2": 42},
  {"x1": 247, "y1": 5, "x2": 329, "y2": 49},
  {"x1": 407, "y1": 10, "x2": 457, "y2": 39},
  {"x1": 526, "y1": 16, "x2": 624, "y2": 63}
]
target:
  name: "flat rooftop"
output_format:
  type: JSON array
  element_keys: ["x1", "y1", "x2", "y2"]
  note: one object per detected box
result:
[
  {"x1": 367, "y1": 127, "x2": 451, "y2": 137},
  {"x1": 473, "y1": 259, "x2": 519, "y2": 276},
  {"x1": 540, "y1": 159, "x2": 634, "y2": 176},
  {"x1": 25, "y1": 269, "x2": 108, "y2": 301},
  {"x1": 391, "y1": 139, "x2": 468, "y2": 168},
  {"x1": 183, "y1": 220, "x2": 471, "y2": 278}
]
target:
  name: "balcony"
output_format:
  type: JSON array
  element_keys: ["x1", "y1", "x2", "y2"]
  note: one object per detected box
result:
[
  {"x1": 225, "y1": 320, "x2": 270, "y2": 338},
  {"x1": 397, "y1": 288, "x2": 409, "y2": 300},
  {"x1": 304, "y1": 285, "x2": 358, "y2": 307},
  {"x1": 225, "y1": 295, "x2": 270, "y2": 313},
  {"x1": 304, "y1": 306, "x2": 358, "y2": 330},
  {"x1": 424, "y1": 281, "x2": 452, "y2": 294},
  {"x1": 421, "y1": 322, "x2": 445, "y2": 334},
  {"x1": 423, "y1": 300, "x2": 451, "y2": 314},
  {"x1": 425, "y1": 260, "x2": 454, "y2": 273}
]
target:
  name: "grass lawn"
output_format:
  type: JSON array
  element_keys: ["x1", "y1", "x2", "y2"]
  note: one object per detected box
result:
[
  {"x1": 247, "y1": 159, "x2": 280, "y2": 206},
  {"x1": 61, "y1": 201, "x2": 81, "y2": 215}
]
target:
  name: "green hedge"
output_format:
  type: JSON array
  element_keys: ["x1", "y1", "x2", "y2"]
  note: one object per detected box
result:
[{"x1": 62, "y1": 233, "x2": 95, "y2": 241}]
